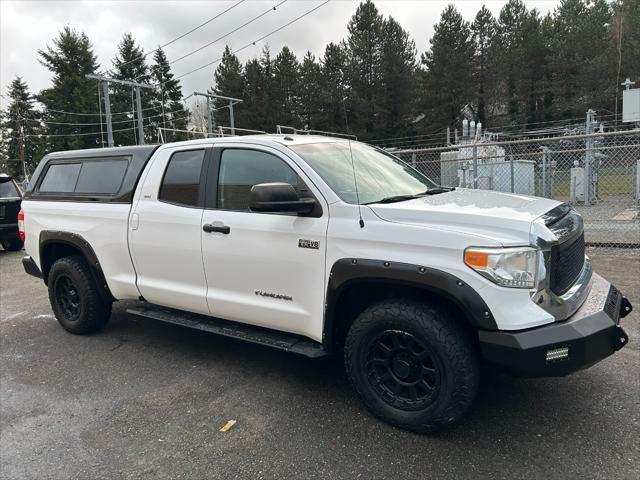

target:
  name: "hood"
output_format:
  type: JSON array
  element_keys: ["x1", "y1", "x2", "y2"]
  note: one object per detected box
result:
[{"x1": 368, "y1": 188, "x2": 561, "y2": 246}]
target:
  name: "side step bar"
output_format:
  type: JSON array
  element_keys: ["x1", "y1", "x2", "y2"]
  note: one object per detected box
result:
[{"x1": 126, "y1": 304, "x2": 328, "y2": 358}]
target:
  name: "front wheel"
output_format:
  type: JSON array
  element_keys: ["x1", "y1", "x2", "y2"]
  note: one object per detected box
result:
[
  {"x1": 48, "y1": 255, "x2": 112, "y2": 334},
  {"x1": 344, "y1": 299, "x2": 479, "y2": 433}
]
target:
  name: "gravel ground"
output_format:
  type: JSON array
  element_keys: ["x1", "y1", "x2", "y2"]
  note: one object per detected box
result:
[{"x1": 1, "y1": 249, "x2": 638, "y2": 480}]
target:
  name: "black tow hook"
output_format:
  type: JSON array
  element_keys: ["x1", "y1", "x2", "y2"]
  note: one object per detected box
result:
[
  {"x1": 612, "y1": 326, "x2": 629, "y2": 351},
  {"x1": 620, "y1": 296, "x2": 633, "y2": 319}
]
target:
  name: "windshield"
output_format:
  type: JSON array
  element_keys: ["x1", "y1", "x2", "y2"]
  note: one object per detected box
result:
[
  {"x1": 290, "y1": 142, "x2": 437, "y2": 205},
  {"x1": 0, "y1": 180, "x2": 19, "y2": 198}
]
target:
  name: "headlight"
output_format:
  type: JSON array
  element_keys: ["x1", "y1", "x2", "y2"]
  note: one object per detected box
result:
[{"x1": 464, "y1": 247, "x2": 538, "y2": 288}]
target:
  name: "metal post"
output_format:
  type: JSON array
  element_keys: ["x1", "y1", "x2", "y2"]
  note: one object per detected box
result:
[
  {"x1": 87, "y1": 74, "x2": 152, "y2": 147},
  {"x1": 509, "y1": 148, "x2": 515, "y2": 193},
  {"x1": 102, "y1": 81, "x2": 114, "y2": 147},
  {"x1": 541, "y1": 148, "x2": 547, "y2": 197},
  {"x1": 411, "y1": 152, "x2": 416, "y2": 167},
  {"x1": 472, "y1": 144, "x2": 478, "y2": 189},
  {"x1": 229, "y1": 100, "x2": 235, "y2": 135},
  {"x1": 446, "y1": 127, "x2": 451, "y2": 146},
  {"x1": 206, "y1": 97, "x2": 212, "y2": 137},
  {"x1": 135, "y1": 86, "x2": 144, "y2": 145},
  {"x1": 193, "y1": 92, "x2": 242, "y2": 136},
  {"x1": 585, "y1": 109, "x2": 595, "y2": 205}
]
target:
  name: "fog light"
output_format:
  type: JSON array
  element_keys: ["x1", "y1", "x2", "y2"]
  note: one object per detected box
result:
[{"x1": 546, "y1": 346, "x2": 569, "y2": 362}]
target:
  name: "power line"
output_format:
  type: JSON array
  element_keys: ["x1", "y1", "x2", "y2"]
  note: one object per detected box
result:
[
  {"x1": 118, "y1": 0, "x2": 247, "y2": 69},
  {"x1": 17, "y1": 106, "x2": 188, "y2": 127},
  {"x1": 22, "y1": 126, "x2": 141, "y2": 138},
  {"x1": 166, "y1": 0, "x2": 331, "y2": 86},
  {"x1": 153, "y1": 0, "x2": 287, "y2": 75}
]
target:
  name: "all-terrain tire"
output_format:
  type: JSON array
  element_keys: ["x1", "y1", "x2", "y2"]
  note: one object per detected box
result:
[
  {"x1": 47, "y1": 255, "x2": 112, "y2": 334},
  {"x1": 344, "y1": 299, "x2": 480, "y2": 434},
  {"x1": 1, "y1": 238, "x2": 23, "y2": 251}
]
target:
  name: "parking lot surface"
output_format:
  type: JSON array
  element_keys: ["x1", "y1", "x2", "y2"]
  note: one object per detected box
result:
[{"x1": 1, "y1": 249, "x2": 638, "y2": 480}]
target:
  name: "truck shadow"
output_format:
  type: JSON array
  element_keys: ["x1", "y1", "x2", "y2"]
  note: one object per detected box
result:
[{"x1": 101, "y1": 300, "x2": 626, "y2": 446}]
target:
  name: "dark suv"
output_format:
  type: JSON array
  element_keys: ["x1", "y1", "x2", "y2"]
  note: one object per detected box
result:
[{"x1": 0, "y1": 174, "x2": 23, "y2": 251}]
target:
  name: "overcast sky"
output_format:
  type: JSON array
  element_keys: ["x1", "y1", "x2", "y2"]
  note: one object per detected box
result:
[{"x1": 1, "y1": 0, "x2": 559, "y2": 105}]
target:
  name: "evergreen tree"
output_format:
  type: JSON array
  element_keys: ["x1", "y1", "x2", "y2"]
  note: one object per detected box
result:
[
  {"x1": 421, "y1": 5, "x2": 475, "y2": 128},
  {"x1": 242, "y1": 58, "x2": 266, "y2": 131},
  {"x1": 613, "y1": 0, "x2": 640, "y2": 116},
  {"x1": 210, "y1": 46, "x2": 244, "y2": 130},
  {"x1": 319, "y1": 42, "x2": 348, "y2": 132},
  {"x1": 494, "y1": 0, "x2": 530, "y2": 124},
  {"x1": 111, "y1": 33, "x2": 152, "y2": 145},
  {"x1": 150, "y1": 47, "x2": 189, "y2": 142},
  {"x1": 260, "y1": 46, "x2": 275, "y2": 130},
  {"x1": 38, "y1": 27, "x2": 101, "y2": 151},
  {"x1": 548, "y1": 0, "x2": 615, "y2": 118},
  {"x1": 520, "y1": 9, "x2": 550, "y2": 124},
  {"x1": 471, "y1": 6, "x2": 497, "y2": 125},
  {"x1": 298, "y1": 52, "x2": 322, "y2": 129},
  {"x1": 272, "y1": 46, "x2": 300, "y2": 127},
  {"x1": 0, "y1": 77, "x2": 44, "y2": 178},
  {"x1": 379, "y1": 16, "x2": 417, "y2": 138},
  {"x1": 346, "y1": 0, "x2": 384, "y2": 137}
]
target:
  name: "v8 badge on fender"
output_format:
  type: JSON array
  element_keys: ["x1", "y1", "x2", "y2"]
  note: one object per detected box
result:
[{"x1": 298, "y1": 239, "x2": 319, "y2": 250}]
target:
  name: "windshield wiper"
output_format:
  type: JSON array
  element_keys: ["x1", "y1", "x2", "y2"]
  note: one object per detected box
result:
[
  {"x1": 364, "y1": 187, "x2": 454, "y2": 205},
  {"x1": 424, "y1": 186, "x2": 455, "y2": 195},
  {"x1": 364, "y1": 194, "x2": 425, "y2": 205}
]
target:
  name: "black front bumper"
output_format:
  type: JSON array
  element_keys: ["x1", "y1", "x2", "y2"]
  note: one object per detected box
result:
[{"x1": 479, "y1": 273, "x2": 632, "y2": 377}]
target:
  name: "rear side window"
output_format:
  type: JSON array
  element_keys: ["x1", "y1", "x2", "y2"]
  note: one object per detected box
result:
[
  {"x1": 159, "y1": 149, "x2": 205, "y2": 207},
  {"x1": 38, "y1": 158, "x2": 129, "y2": 195},
  {"x1": 39, "y1": 163, "x2": 82, "y2": 193},
  {"x1": 0, "y1": 180, "x2": 19, "y2": 198},
  {"x1": 75, "y1": 160, "x2": 128, "y2": 194}
]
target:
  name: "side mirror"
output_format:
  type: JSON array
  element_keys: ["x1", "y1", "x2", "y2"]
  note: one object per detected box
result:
[{"x1": 249, "y1": 182, "x2": 316, "y2": 214}]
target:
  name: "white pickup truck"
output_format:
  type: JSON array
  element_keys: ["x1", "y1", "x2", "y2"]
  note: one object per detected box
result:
[{"x1": 20, "y1": 135, "x2": 632, "y2": 433}]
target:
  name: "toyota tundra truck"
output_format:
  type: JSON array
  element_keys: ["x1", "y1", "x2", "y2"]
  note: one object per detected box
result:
[{"x1": 19, "y1": 135, "x2": 633, "y2": 433}]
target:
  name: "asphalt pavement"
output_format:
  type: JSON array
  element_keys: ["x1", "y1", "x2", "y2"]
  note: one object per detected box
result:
[{"x1": 1, "y1": 249, "x2": 638, "y2": 480}]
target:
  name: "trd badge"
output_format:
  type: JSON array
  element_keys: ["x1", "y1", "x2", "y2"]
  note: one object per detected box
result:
[{"x1": 298, "y1": 239, "x2": 319, "y2": 249}]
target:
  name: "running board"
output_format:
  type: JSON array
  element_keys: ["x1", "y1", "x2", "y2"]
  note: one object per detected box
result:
[{"x1": 126, "y1": 304, "x2": 328, "y2": 358}]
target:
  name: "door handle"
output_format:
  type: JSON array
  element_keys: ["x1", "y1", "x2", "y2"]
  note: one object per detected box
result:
[{"x1": 203, "y1": 223, "x2": 230, "y2": 234}]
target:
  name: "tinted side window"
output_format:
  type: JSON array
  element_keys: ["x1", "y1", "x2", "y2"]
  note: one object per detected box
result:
[
  {"x1": 218, "y1": 149, "x2": 300, "y2": 211},
  {"x1": 159, "y1": 149, "x2": 205, "y2": 207},
  {"x1": 75, "y1": 160, "x2": 129, "y2": 194},
  {"x1": 0, "y1": 180, "x2": 19, "y2": 198},
  {"x1": 39, "y1": 163, "x2": 81, "y2": 193}
]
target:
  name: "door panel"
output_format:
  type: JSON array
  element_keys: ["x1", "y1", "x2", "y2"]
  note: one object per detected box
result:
[
  {"x1": 201, "y1": 147, "x2": 328, "y2": 341},
  {"x1": 130, "y1": 147, "x2": 209, "y2": 314}
]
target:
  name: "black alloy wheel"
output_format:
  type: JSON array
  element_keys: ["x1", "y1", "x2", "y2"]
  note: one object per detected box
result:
[
  {"x1": 54, "y1": 274, "x2": 81, "y2": 321},
  {"x1": 366, "y1": 330, "x2": 442, "y2": 411}
]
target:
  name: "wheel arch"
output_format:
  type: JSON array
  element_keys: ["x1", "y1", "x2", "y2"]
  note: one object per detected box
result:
[
  {"x1": 39, "y1": 230, "x2": 115, "y2": 302},
  {"x1": 323, "y1": 258, "x2": 497, "y2": 352}
]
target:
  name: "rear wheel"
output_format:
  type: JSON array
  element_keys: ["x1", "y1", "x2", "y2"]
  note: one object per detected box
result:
[
  {"x1": 1, "y1": 238, "x2": 23, "y2": 251},
  {"x1": 48, "y1": 255, "x2": 112, "y2": 334},
  {"x1": 344, "y1": 299, "x2": 479, "y2": 433}
]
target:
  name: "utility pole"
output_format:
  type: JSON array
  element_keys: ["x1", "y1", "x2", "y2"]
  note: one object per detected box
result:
[
  {"x1": 194, "y1": 92, "x2": 243, "y2": 137},
  {"x1": 86, "y1": 74, "x2": 154, "y2": 147},
  {"x1": 14, "y1": 101, "x2": 26, "y2": 179}
]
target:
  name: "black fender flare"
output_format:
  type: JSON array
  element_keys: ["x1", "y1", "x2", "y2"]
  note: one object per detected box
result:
[
  {"x1": 39, "y1": 230, "x2": 115, "y2": 302},
  {"x1": 322, "y1": 258, "x2": 497, "y2": 351}
]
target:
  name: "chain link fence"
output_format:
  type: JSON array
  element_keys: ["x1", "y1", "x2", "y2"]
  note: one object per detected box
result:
[{"x1": 390, "y1": 130, "x2": 640, "y2": 251}]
